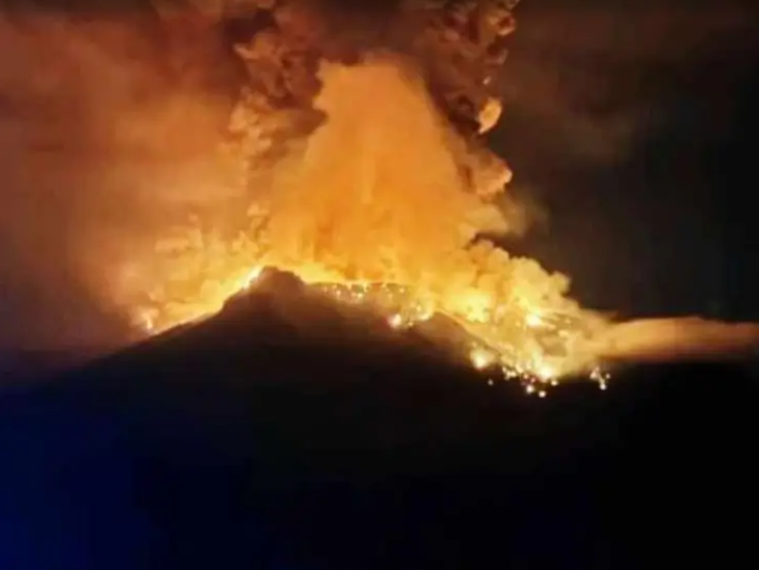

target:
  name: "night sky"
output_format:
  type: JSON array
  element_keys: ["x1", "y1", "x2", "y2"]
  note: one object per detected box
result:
[{"x1": 495, "y1": 0, "x2": 759, "y2": 320}]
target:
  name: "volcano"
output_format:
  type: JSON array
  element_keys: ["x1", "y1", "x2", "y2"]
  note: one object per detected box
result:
[{"x1": 0, "y1": 269, "x2": 758, "y2": 569}]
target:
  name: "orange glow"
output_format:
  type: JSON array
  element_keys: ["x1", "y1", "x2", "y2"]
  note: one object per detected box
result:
[{"x1": 114, "y1": 58, "x2": 610, "y2": 391}]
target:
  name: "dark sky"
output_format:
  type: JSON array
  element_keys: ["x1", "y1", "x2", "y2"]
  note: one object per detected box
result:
[
  {"x1": 0, "y1": 0, "x2": 758, "y2": 352},
  {"x1": 494, "y1": 0, "x2": 759, "y2": 320}
]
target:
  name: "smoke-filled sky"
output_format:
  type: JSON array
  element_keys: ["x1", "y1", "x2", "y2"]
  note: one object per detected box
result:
[
  {"x1": 0, "y1": 0, "x2": 757, "y2": 354},
  {"x1": 0, "y1": 3, "x2": 239, "y2": 349},
  {"x1": 496, "y1": 0, "x2": 759, "y2": 319}
]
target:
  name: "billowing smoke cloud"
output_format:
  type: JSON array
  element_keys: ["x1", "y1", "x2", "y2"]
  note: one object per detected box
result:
[
  {"x1": 0, "y1": 0, "x2": 528, "y2": 354},
  {"x1": 116, "y1": 0, "x2": 759, "y2": 375},
  {"x1": 119, "y1": 0, "x2": 543, "y2": 330},
  {"x1": 110, "y1": 0, "x2": 613, "y2": 385},
  {"x1": 220, "y1": 0, "x2": 517, "y2": 193},
  {"x1": 0, "y1": 6, "x2": 238, "y2": 349},
  {"x1": 2, "y1": 0, "x2": 757, "y2": 379}
]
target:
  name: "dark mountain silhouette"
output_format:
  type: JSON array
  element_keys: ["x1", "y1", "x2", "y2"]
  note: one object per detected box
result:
[{"x1": 0, "y1": 268, "x2": 757, "y2": 569}]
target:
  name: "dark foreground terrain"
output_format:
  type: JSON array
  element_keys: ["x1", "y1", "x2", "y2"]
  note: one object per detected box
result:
[{"x1": 0, "y1": 272, "x2": 757, "y2": 570}]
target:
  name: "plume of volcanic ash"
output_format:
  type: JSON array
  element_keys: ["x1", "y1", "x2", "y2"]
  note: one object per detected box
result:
[
  {"x1": 121, "y1": 0, "x2": 612, "y2": 389},
  {"x1": 591, "y1": 317, "x2": 759, "y2": 365},
  {"x1": 0, "y1": 7, "x2": 245, "y2": 350}
]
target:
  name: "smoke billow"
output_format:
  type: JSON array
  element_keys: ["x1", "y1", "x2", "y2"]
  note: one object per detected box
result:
[
  {"x1": 264, "y1": 58, "x2": 505, "y2": 278},
  {"x1": 106, "y1": 0, "x2": 615, "y2": 385},
  {"x1": 0, "y1": 0, "x2": 531, "y2": 354},
  {"x1": 117, "y1": 0, "x2": 759, "y2": 375},
  {"x1": 0, "y1": 6, "x2": 238, "y2": 349},
  {"x1": 2, "y1": 0, "x2": 756, "y2": 378}
]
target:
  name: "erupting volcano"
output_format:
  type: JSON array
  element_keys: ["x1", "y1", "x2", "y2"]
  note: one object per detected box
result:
[
  {"x1": 97, "y1": 0, "x2": 757, "y2": 391},
  {"x1": 108, "y1": 0, "x2": 611, "y2": 392}
]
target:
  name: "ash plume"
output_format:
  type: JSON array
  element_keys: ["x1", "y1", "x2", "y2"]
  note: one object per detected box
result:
[
  {"x1": 126, "y1": 0, "x2": 759, "y2": 377},
  {"x1": 0, "y1": 0, "x2": 537, "y2": 355},
  {"x1": 2, "y1": 0, "x2": 755, "y2": 379},
  {"x1": 0, "y1": 5, "x2": 238, "y2": 349},
  {"x1": 220, "y1": 0, "x2": 518, "y2": 198},
  {"x1": 593, "y1": 317, "x2": 759, "y2": 365}
]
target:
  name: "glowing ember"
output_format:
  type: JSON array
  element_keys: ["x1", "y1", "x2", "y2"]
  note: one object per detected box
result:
[
  {"x1": 525, "y1": 312, "x2": 543, "y2": 328},
  {"x1": 535, "y1": 363, "x2": 555, "y2": 382},
  {"x1": 469, "y1": 346, "x2": 496, "y2": 370},
  {"x1": 388, "y1": 314, "x2": 405, "y2": 330}
]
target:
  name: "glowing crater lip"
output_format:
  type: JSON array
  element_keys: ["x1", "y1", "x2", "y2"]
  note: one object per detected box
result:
[
  {"x1": 243, "y1": 266, "x2": 265, "y2": 287},
  {"x1": 536, "y1": 364, "x2": 555, "y2": 381},
  {"x1": 136, "y1": 270, "x2": 608, "y2": 390}
]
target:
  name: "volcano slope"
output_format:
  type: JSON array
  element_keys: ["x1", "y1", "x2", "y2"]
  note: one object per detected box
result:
[{"x1": 0, "y1": 269, "x2": 758, "y2": 570}]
